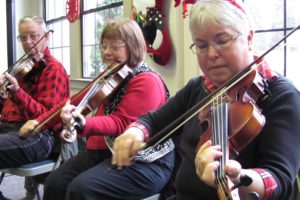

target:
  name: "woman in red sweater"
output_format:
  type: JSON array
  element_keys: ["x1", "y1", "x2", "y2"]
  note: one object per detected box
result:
[{"x1": 21, "y1": 18, "x2": 175, "y2": 200}]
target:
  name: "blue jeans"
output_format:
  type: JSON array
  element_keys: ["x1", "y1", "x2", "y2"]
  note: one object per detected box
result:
[
  {"x1": 43, "y1": 148, "x2": 175, "y2": 200},
  {"x1": 0, "y1": 122, "x2": 54, "y2": 168}
]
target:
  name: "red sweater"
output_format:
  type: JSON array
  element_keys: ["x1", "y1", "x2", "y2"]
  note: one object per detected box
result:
[
  {"x1": 84, "y1": 72, "x2": 168, "y2": 149},
  {"x1": 36, "y1": 71, "x2": 168, "y2": 150}
]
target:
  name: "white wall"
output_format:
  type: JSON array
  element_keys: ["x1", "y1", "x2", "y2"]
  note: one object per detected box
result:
[
  {"x1": 0, "y1": 1, "x2": 7, "y2": 73},
  {"x1": 144, "y1": 2, "x2": 199, "y2": 95},
  {"x1": 15, "y1": 0, "x2": 41, "y2": 58},
  {"x1": 0, "y1": 0, "x2": 41, "y2": 74}
]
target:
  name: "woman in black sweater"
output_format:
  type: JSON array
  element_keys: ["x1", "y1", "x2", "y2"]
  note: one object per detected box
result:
[{"x1": 112, "y1": 0, "x2": 300, "y2": 199}]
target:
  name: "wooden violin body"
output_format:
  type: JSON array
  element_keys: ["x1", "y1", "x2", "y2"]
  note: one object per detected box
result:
[
  {"x1": 0, "y1": 52, "x2": 45, "y2": 99},
  {"x1": 13, "y1": 52, "x2": 45, "y2": 79},
  {"x1": 0, "y1": 30, "x2": 52, "y2": 99},
  {"x1": 78, "y1": 63, "x2": 132, "y2": 115},
  {"x1": 61, "y1": 62, "x2": 133, "y2": 142},
  {"x1": 197, "y1": 70, "x2": 266, "y2": 155},
  {"x1": 196, "y1": 70, "x2": 267, "y2": 200}
]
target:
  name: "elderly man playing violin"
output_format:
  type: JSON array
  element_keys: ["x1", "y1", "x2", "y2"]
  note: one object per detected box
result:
[
  {"x1": 0, "y1": 16, "x2": 69, "y2": 197},
  {"x1": 112, "y1": 1, "x2": 300, "y2": 200}
]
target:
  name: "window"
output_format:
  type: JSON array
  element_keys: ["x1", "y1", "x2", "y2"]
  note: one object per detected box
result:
[
  {"x1": 44, "y1": 0, "x2": 71, "y2": 75},
  {"x1": 82, "y1": 0, "x2": 123, "y2": 78},
  {"x1": 244, "y1": 0, "x2": 300, "y2": 89},
  {"x1": 1, "y1": 0, "x2": 8, "y2": 72}
]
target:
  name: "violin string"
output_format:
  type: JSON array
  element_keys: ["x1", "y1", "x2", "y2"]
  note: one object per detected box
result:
[
  {"x1": 214, "y1": 98, "x2": 223, "y2": 197},
  {"x1": 215, "y1": 95, "x2": 231, "y2": 199},
  {"x1": 62, "y1": 80, "x2": 109, "y2": 139},
  {"x1": 32, "y1": 62, "x2": 124, "y2": 133},
  {"x1": 76, "y1": 81, "x2": 101, "y2": 112},
  {"x1": 62, "y1": 62, "x2": 127, "y2": 137},
  {"x1": 222, "y1": 98, "x2": 232, "y2": 199},
  {"x1": 201, "y1": 94, "x2": 232, "y2": 199},
  {"x1": 212, "y1": 99, "x2": 222, "y2": 197},
  {"x1": 64, "y1": 79, "x2": 103, "y2": 138}
]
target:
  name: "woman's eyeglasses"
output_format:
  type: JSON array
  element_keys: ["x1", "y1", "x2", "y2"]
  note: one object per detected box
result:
[
  {"x1": 190, "y1": 33, "x2": 241, "y2": 54},
  {"x1": 100, "y1": 43, "x2": 126, "y2": 52}
]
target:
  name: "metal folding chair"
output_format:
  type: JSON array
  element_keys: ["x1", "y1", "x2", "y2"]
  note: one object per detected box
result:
[
  {"x1": 0, "y1": 159, "x2": 57, "y2": 200},
  {"x1": 143, "y1": 193, "x2": 160, "y2": 200}
]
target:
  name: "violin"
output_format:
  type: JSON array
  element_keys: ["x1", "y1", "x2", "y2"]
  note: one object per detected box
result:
[
  {"x1": 0, "y1": 30, "x2": 53, "y2": 98},
  {"x1": 197, "y1": 70, "x2": 267, "y2": 158},
  {"x1": 0, "y1": 53, "x2": 45, "y2": 98},
  {"x1": 196, "y1": 70, "x2": 267, "y2": 200},
  {"x1": 28, "y1": 61, "x2": 131, "y2": 137},
  {"x1": 61, "y1": 62, "x2": 133, "y2": 142}
]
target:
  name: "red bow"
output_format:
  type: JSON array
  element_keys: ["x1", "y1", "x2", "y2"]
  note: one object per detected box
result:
[{"x1": 227, "y1": 0, "x2": 246, "y2": 13}]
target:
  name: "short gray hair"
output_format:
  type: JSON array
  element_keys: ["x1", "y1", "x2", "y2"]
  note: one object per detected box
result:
[
  {"x1": 18, "y1": 16, "x2": 47, "y2": 32},
  {"x1": 189, "y1": 0, "x2": 252, "y2": 38}
]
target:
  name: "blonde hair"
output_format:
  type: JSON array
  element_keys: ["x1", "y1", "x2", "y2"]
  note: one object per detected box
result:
[{"x1": 100, "y1": 19, "x2": 146, "y2": 66}]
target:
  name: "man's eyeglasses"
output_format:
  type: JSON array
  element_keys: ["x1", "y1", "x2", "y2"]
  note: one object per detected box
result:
[
  {"x1": 100, "y1": 43, "x2": 126, "y2": 52},
  {"x1": 189, "y1": 33, "x2": 241, "y2": 54},
  {"x1": 17, "y1": 33, "x2": 41, "y2": 43}
]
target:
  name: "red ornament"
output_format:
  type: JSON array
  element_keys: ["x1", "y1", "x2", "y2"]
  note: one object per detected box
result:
[
  {"x1": 174, "y1": 0, "x2": 196, "y2": 18},
  {"x1": 66, "y1": 0, "x2": 80, "y2": 23}
]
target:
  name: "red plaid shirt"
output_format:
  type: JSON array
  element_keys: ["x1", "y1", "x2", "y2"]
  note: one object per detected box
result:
[{"x1": 0, "y1": 48, "x2": 70, "y2": 123}]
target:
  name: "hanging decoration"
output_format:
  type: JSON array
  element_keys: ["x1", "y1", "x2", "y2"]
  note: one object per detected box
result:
[
  {"x1": 66, "y1": 0, "x2": 80, "y2": 23},
  {"x1": 174, "y1": 0, "x2": 196, "y2": 18},
  {"x1": 132, "y1": 0, "x2": 172, "y2": 66}
]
